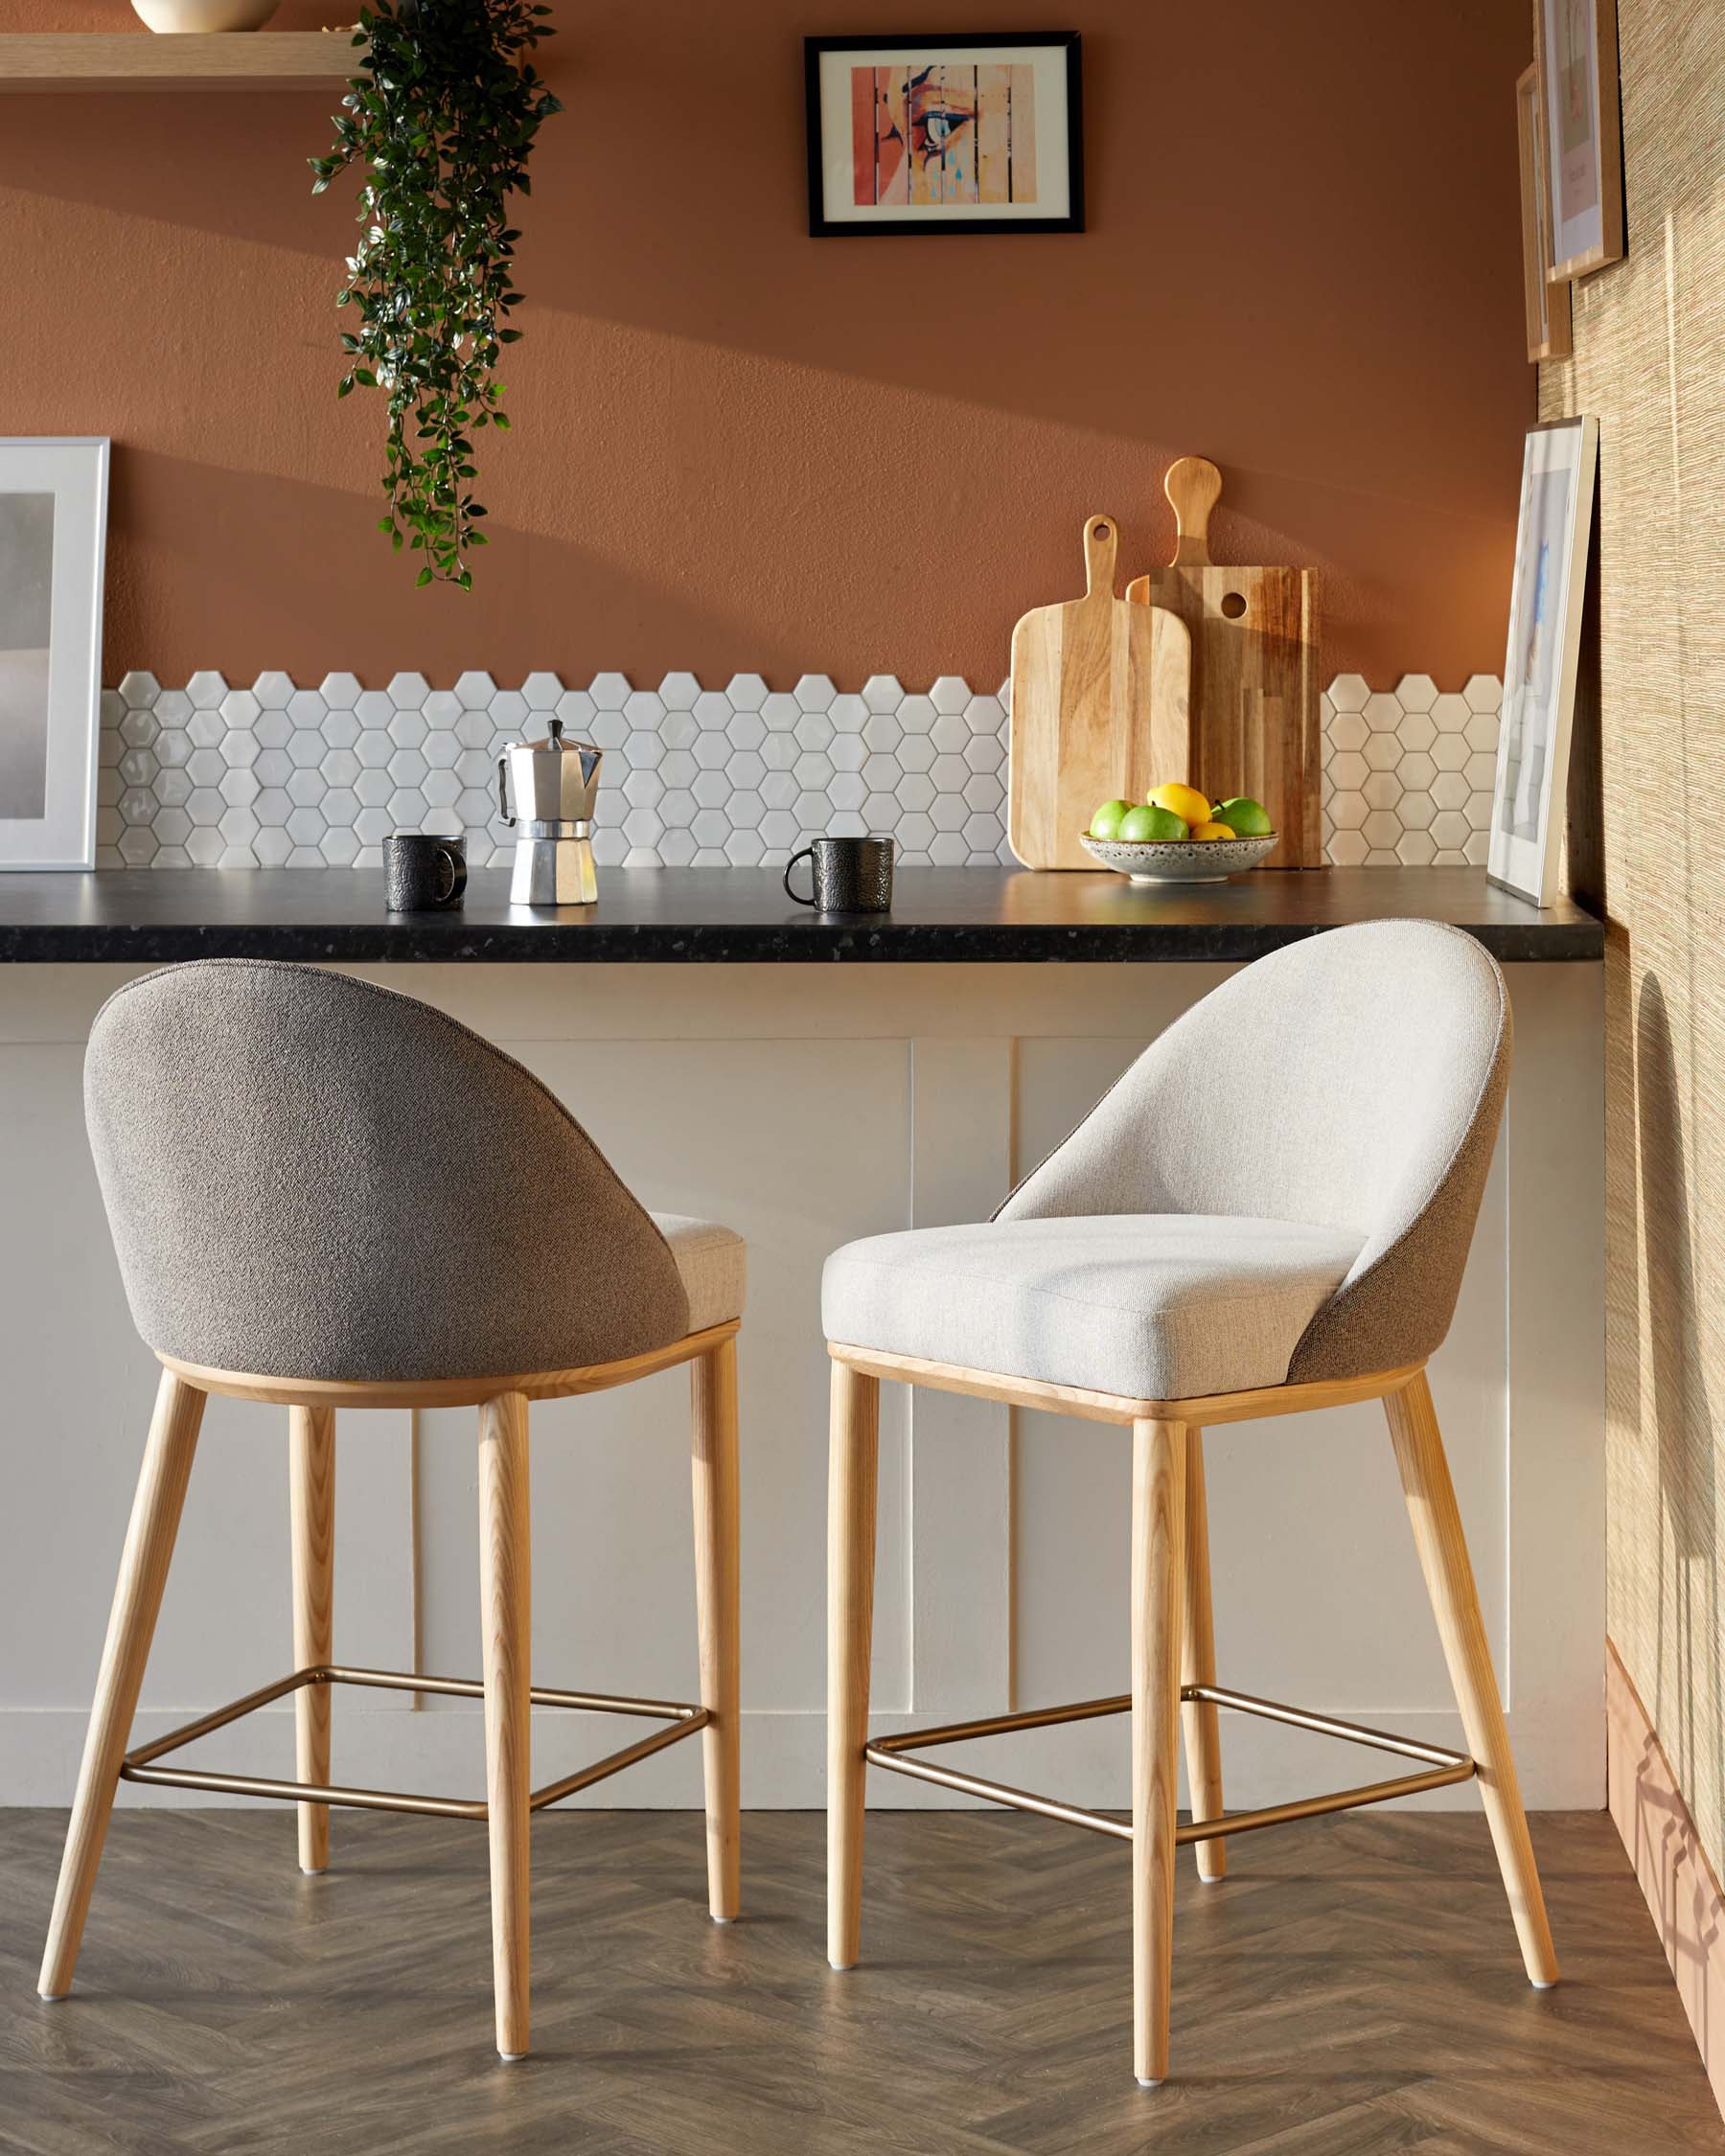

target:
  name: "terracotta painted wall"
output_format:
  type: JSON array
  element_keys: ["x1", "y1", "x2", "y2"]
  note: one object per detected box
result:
[{"x1": 1, "y1": 0, "x2": 1532, "y2": 688}]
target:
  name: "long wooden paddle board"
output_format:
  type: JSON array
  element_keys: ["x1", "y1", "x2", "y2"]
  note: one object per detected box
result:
[
  {"x1": 1126, "y1": 458, "x2": 1322, "y2": 866},
  {"x1": 1007, "y1": 515, "x2": 1191, "y2": 870}
]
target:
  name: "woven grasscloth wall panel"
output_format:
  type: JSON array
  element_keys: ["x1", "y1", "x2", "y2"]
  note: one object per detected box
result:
[{"x1": 1541, "y1": 0, "x2": 1725, "y2": 1878}]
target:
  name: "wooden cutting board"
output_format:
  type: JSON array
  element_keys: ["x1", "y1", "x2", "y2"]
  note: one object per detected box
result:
[
  {"x1": 1125, "y1": 458, "x2": 1322, "y2": 866},
  {"x1": 1007, "y1": 514, "x2": 1191, "y2": 870}
]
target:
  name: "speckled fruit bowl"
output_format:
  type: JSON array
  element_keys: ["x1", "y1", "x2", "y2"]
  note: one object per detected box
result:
[{"x1": 1079, "y1": 832, "x2": 1278, "y2": 884}]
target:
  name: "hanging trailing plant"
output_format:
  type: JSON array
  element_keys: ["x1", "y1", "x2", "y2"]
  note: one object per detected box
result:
[{"x1": 310, "y1": 0, "x2": 561, "y2": 589}]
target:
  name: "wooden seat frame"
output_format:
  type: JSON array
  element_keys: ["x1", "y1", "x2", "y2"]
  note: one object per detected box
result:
[
  {"x1": 38, "y1": 1319, "x2": 742, "y2": 2063},
  {"x1": 824, "y1": 1344, "x2": 1558, "y2": 2089}
]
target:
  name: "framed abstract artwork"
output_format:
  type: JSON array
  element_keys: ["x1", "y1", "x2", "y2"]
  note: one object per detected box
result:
[
  {"x1": 804, "y1": 34, "x2": 1083, "y2": 236},
  {"x1": 1516, "y1": 62, "x2": 1572, "y2": 361},
  {"x1": 1534, "y1": 0, "x2": 1624, "y2": 282},
  {"x1": 0, "y1": 438, "x2": 107, "y2": 871},
  {"x1": 1488, "y1": 418, "x2": 1598, "y2": 908}
]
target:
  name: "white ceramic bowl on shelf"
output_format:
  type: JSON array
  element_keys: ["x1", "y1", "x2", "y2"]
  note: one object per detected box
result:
[
  {"x1": 131, "y1": 0, "x2": 281, "y2": 30},
  {"x1": 1079, "y1": 831, "x2": 1278, "y2": 884}
]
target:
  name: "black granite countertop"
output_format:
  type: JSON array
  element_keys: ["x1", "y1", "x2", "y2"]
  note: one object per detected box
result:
[{"x1": 0, "y1": 866, "x2": 1603, "y2": 963}]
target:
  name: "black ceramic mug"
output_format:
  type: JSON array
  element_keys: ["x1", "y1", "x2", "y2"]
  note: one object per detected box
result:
[
  {"x1": 783, "y1": 834, "x2": 894, "y2": 912},
  {"x1": 385, "y1": 831, "x2": 468, "y2": 912}
]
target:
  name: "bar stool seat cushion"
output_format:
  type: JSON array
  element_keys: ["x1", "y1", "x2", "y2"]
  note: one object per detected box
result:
[
  {"x1": 651, "y1": 1214, "x2": 748, "y2": 1333},
  {"x1": 821, "y1": 1214, "x2": 1365, "y2": 1402},
  {"x1": 984, "y1": 924, "x2": 1510, "y2": 1386}
]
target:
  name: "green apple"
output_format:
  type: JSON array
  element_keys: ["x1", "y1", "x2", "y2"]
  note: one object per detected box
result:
[
  {"x1": 1119, "y1": 803, "x2": 1188, "y2": 842},
  {"x1": 1089, "y1": 797, "x2": 1134, "y2": 840},
  {"x1": 1211, "y1": 794, "x2": 1273, "y2": 837}
]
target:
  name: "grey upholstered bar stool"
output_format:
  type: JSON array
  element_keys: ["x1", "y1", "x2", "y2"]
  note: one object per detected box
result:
[
  {"x1": 821, "y1": 920, "x2": 1555, "y2": 2088},
  {"x1": 38, "y1": 959, "x2": 746, "y2": 2061}
]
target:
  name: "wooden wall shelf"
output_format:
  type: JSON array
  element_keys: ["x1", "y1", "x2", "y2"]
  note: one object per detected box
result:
[{"x1": 0, "y1": 32, "x2": 361, "y2": 93}]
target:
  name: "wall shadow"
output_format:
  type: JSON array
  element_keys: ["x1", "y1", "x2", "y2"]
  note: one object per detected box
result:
[
  {"x1": 1564, "y1": 467, "x2": 1607, "y2": 915},
  {"x1": 1636, "y1": 975, "x2": 1723, "y2": 1889},
  {"x1": 1630, "y1": 1738, "x2": 1721, "y2": 2077},
  {"x1": 102, "y1": 448, "x2": 750, "y2": 687}
]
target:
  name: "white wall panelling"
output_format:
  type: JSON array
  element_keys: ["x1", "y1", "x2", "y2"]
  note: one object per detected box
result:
[
  {"x1": 97, "y1": 670, "x2": 1504, "y2": 872},
  {"x1": 0, "y1": 959, "x2": 1601, "y2": 1812}
]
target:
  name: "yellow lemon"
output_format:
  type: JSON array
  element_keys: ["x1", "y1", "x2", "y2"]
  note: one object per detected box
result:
[
  {"x1": 1148, "y1": 782, "x2": 1211, "y2": 830},
  {"x1": 1190, "y1": 820, "x2": 1236, "y2": 841}
]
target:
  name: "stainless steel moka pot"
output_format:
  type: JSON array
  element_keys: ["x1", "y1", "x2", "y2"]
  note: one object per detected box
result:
[{"x1": 496, "y1": 719, "x2": 602, "y2": 906}]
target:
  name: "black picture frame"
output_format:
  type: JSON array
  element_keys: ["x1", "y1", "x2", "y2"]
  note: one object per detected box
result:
[{"x1": 804, "y1": 33, "x2": 1084, "y2": 237}]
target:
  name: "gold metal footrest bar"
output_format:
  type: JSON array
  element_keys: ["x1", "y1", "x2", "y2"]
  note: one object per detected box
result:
[
  {"x1": 864, "y1": 1682, "x2": 1476, "y2": 1846},
  {"x1": 120, "y1": 1663, "x2": 709, "y2": 1821}
]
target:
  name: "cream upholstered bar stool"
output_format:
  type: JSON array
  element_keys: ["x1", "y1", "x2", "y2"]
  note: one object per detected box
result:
[
  {"x1": 822, "y1": 920, "x2": 1556, "y2": 2087},
  {"x1": 38, "y1": 959, "x2": 745, "y2": 2060}
]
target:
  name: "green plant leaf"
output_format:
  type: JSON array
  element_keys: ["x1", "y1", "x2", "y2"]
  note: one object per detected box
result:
[{"x1": 313, "y1": 0, "x2": 556, "y2": 587}]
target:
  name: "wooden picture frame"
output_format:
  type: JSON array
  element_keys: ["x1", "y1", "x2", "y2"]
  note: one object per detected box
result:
[
  {"x1": 804, "y1": 34, "x2": 1083, "y2": 236},
  {"x1": 1487, "y1": 417, "x2": 1598, "y2": 908},
  {"x1": 1517, "y1": 63, "x2": 1572, "y2": 361},
  {"x1": 0, "y1": 436, "x2": 107, "y2": 872},
  {"x1": 1534, "y1": 0, "x2": 1624, "y2": 282}
]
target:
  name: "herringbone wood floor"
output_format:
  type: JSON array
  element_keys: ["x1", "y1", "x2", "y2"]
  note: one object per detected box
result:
[{"x1": 1, "y1": 1807, "x2": 1718, "y2": 2155}]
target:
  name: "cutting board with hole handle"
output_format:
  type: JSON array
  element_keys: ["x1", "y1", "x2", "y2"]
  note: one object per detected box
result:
[
  {"x1": 1007, "y1": 515, "x2": 1192, "y2": 870},
  {"x1": 1125, "y1": 458, "x2": 1322, "y2": 867}
]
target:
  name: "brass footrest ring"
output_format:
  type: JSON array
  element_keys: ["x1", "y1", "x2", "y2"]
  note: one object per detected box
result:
[
  {"x1": 120, "y1": 1663, "x2": 708, "y2": 1821},
  {"x1": 864, "y1": 1682, "x2": 1476, "y2": 1844}
]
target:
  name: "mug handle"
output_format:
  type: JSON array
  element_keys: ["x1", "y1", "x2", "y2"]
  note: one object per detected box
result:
[
  {"x1": 783, "y1": 846, "x2": 816, "y2": 906},
  {"x1": 434, "y1": 846, "x2": 468, "y2": 908}
]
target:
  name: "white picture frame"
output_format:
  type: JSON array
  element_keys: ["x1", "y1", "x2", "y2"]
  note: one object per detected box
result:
[
  {"x1": 0, "y1": 437, "x2": 108, "y2": 871},
  {"x1": 1487, "y1": 417, "x2": 1598, "y2": 908}
]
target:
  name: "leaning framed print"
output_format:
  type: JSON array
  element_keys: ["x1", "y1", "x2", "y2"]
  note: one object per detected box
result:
[
  {"x1": 1517, "y1": 63, "x2": 1572, "y2": 361},
  {"x1": 1487, "y1": 417, "x2": 1598, "y2": 908},
  {"x1": 1534, "y1": 0, "x2": 1624, "y2": 281},
  {"x1": 0, "y1": 438, "x2": 107, "y2": 871},
  {"x1": 805, "y1": 34, "x2": 1083, "y2": 235}
]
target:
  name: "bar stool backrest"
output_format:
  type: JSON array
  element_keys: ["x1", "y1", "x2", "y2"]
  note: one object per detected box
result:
[
  {"x1": 84, "y1": 959, "x2": 690, "y2": 1383},
  {"x1": 995, "y1": 920, "x2": 1511, "y2": 1384}
]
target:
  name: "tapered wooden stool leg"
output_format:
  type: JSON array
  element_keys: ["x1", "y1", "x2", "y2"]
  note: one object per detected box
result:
[
  {"x1": 827, "y1": 1358, "x2": 880, "y2": 1971},
  {"x1": 1132, "y1": 1417, "x2": 1186, "y2": 2087},
  {"x1": 39, "y1": 1370, "x2": 205, "y2": 2000},
  {"x1": 289, "y1": 1405, "x2": 335, "y2": 1875},
  {"x1": 1386, "y1": 1371, "x2": 1558, "y2": 1987},
  {"x1": 478, "y1": 1390, "x2": 532, "y2": 2059},
  {"x1": 1180, "y1": 1428, "x2": 1226, "y2": 1883},
  {"x1": 691, "y1": 1335, "x2": 741, "y2": 1921}
]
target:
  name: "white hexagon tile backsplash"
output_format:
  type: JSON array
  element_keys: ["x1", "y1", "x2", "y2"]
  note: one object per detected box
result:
[
  {"x1": 1321, "y1": 674, "x2": 1503, "y2": 868},
  {"x1": 97, "y1": 668, "x2": 1500, "y2": 870}
]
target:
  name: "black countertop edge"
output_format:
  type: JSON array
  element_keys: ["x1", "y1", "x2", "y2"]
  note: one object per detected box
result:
[
  {"x1": 0, "y1": 866, "x2": 1606, "y2": 965},
  {"x1": 0, "y1": 921, "x2": 1606, "y2": 964}
]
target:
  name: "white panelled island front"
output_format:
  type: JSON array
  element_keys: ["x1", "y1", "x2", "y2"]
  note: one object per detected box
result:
[{"x1": 0, "y1": 868, "x2": 1604, "y2": 1815}]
